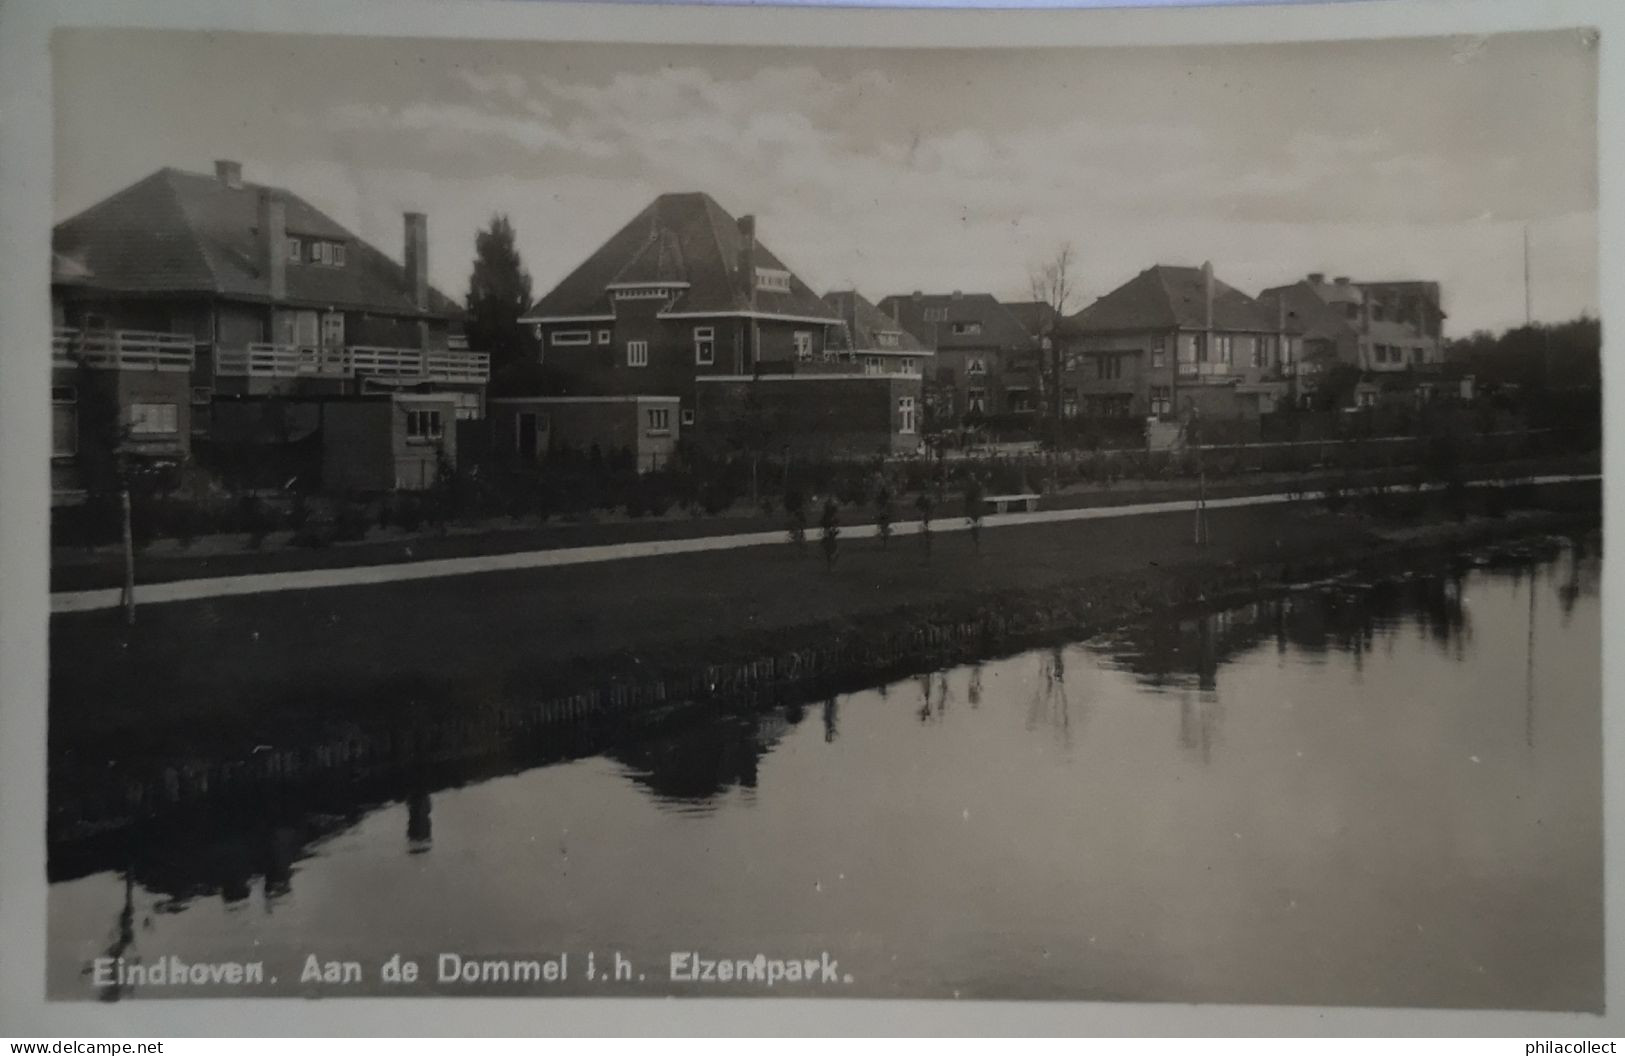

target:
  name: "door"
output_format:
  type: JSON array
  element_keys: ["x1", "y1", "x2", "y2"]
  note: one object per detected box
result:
[{"x1": 516, "y1": 412, "x2": 539, "y2": 459}]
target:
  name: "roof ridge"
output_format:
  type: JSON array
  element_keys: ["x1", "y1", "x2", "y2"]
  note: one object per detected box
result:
[
  {"x1": 697, "y1": 192, "x2": 748, "y2": 311},
  {"x1": 158, "y1": 168, "x2": 227, "y2": 296}
]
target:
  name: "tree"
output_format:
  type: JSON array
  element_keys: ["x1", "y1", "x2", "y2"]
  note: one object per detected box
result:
[
  {"x1": 915, "y1": 492, "x2": 934, "y2": 556},
  {"x1": 963, "y1": 476, "x2": 986, "y2": 551},
  {"x1": 1029, "y1": 243, "x2": 1081, "y2": 449},
  {"x1": 465, "y1": 214, "x2": 537, "y2": 375},
  {"x1": 819, "y1": 499, "x2": 841, "y2": 569},
  {"x1": 873, "y1": 480, "x2": 894, "y2": 549}
]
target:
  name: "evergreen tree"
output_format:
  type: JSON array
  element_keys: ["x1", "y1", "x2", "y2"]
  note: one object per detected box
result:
[{"x1": 465, "y1": 214, "x2": 537, "y2": 376}]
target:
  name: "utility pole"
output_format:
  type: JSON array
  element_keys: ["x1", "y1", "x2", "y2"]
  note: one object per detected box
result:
[
  {"x1": 120, "y1": 487, "x2": 136, "y2": 625},
  {"x1": 1523, "y1": 223, "x2": 1533, "y2": 327},
  {"x1": 1189, "y1": 402, "x2": 1208, "y2": 546}
]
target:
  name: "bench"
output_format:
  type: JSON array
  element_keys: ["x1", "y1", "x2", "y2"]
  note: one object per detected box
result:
[{"x1": 983, "y1": 493, "x2": 1040, "y2": 514}]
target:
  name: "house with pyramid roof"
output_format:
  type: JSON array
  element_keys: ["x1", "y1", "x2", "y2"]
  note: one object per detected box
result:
[
  {"x1": 1059, "y1": 262, "x2": 1302, "y2": 422},
  {"x1": 519, "y1": 192, "x2": 843, "y2": 427}
]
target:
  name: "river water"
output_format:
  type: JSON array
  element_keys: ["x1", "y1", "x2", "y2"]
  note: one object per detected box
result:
[{"x1": 48, "y1": 536, "x2": 1602, "y2": 1010}]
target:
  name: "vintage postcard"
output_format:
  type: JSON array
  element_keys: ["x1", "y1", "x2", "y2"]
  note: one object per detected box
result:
[{"x1": 0, "y1": 0, "x2": 1617, "y2": 1037}]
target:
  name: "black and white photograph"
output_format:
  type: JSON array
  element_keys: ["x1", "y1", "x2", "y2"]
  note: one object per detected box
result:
[{"x1": 2, "y1": 0, "x2": 1613, "y2": 1031}]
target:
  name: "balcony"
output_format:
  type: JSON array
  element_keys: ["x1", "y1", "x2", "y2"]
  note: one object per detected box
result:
[
  {"x1": 53, "y1": 328, "x2": 195, "y2": 372},
  {"x1": 1176, "y1": 361, "x2": 1231, "y2": 380},
  {"x1": 214, "y1": 344, "x2": 490, "y2": 384}
]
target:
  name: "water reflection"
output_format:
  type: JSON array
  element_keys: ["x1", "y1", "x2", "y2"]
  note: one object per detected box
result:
[{"x1": 49, "y1": 534, "x2": 1602, "y2": 1008}]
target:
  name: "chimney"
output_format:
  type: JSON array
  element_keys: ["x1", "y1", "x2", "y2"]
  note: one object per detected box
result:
[
  {"x1": 1202, "y1": 261, "x2": 1214, "y2": 331},
  {"x1": 912, "y1": 290, "x2": 923, "y2": 301},
  {"x1": 257, "y1": 189, "x2": 286, "y2": 302},
  {"x1": 1307, "y1": 272, "x2": 1325, "y2": 285},
  {"x1": 1333, "y1": 275, "x2": 1350, "y2": 286},
  {"x1": 736, "y1": 214, "x2": 757, "y2": 306},
  {"x1": 404, "y1": 212, "x2": 429, "y2": 311},
  {"x1": 215, "y1": 159, "x2": 243, "y2": 190}
]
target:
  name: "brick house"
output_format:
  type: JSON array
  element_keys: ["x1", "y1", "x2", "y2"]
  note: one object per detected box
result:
[
  {"x1": 486, "y1": 395, "x2": 683, "y2": 472},
  {"x1": 1255, "y1": 273, "x2": 1446, "y2": 406},
  {"x1": 1059, "y1": 263, "x2": 1301, "y2": 421},
  {"x1": 876, "y1": 291, "x2": 1041, "y2": 424},
  {"x1": 821, "y1": 291, "x2": 931, "y2": 377},
  {"x1": 50, "y1": 160, "x2": 487, "y2": 496},
  {"x1": 519, "y1": 192, "x2": 843, "y2": 429}
]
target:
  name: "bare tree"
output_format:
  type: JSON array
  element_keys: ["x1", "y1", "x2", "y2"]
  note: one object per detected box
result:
[{"x1": 1029, "y1": 243, "x2": 1081, "y2": 449}]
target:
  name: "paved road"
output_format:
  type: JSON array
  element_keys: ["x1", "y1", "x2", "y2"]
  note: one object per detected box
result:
[{"x1": 49, "y1": 473, "x2": 1597, "y2": 614}]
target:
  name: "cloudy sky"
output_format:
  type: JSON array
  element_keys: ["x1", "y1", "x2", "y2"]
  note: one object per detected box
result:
[{"x1": 55, "y1": 27, "x2": 1596, "y2": 335}]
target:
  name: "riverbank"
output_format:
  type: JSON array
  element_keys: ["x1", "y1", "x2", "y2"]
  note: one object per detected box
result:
[
  {"x1": 47, "y1": 478, "x2": 1600, "y2": 843},
  {"x1": 48, "y1": 451, "x2": 1599, "y2": 592}
]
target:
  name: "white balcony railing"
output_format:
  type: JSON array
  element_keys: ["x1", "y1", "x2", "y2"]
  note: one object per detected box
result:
[
  {"x1": 53, "y1": 327, "x2": 195, "y2": 373},
  {"x1": 1176, "y1": 360, "x2": 1232, "y2": 379},
  {"x1": 215, "y1": 344, "x2": 490, "y2": 384}
]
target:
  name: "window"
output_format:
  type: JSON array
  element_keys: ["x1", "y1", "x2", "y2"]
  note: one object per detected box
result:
[
  {"x1": 405, "y1": 408, "x2": 444, "y2": 442},
  {"x1": 1184, "y1": 332, "x2": 1205, "y2": 363},
  {"x1": 900, "y1": 357, "x2": 916, "y2": 374},
  {"x1": 1282, "y1": 336, "x2": 1296, "y2": 364},
  {"x1": 878, "y1": 332, "x2": 900, "y2": 348},
  {"x1": 1062, "y1": 387, "x2": 1079, "y2": 418},
  {"x1": 286, "y1": 237, "x2": 302, "y2": 262},
  {"x1": 966, "y1": 388, "x2": 987, "y2": 414},
  {"x1": 51, "y1": 387, "x2": 77, "y2": 458},
  {"x1": 794, "y1": 331, "x2": 813, "y2": 362},
  {"x1": 951, "y1": 321, "x2": 982, "y2": 336},
  {"x1": 1215, "y1": 335, "x2": 1234, "y2": 363},
  {"x1": 627, "y1": 340, "x2": 649, "y2": 367},
  {"x1": 647, "y1": 407, "x2": 672, "y2": 433},
  {"x1": 681, "y1": 408, "x2": 695, "y2": 427},
  {"x1": 1254, "y1": 336, "x2": 1273, "y2": 368},
  {"x1": 694, "y1": 327, "x2": 715, "y2": 365},
  {"x1": 1357, "y1": 391, "x2": 1377, "y2": 409},
  {"x1": 332, "y1": 243, "x2": 346, "y2": 267},
  {"x1": 598, "y1": 330, "x2": 611, "y2": 345},
  {"x1": 321, "y1": 311, "x2": 345, "y2": 350},
  {"x1": 754, "y1": 268, "x2": 792, "y2": 293},
  {"x1": 898, "y1": 397, "x2": 916, "y2": 434},
  {"x1": 966, "y1": 357, "x2": 987, "y2": 376},
  {"x1": 864, "y1": 356, "x2": 884, "y2": 375},
  {"x1": 1150, "y1": 338, "x2": 1167, "y2": 369},
  {"x1": 452, "y1": 393, "x2": 480, "y2": 421},
  {"x1": 923, "y1": 307, "x2": 948, "y2": 323},
  {"x1": 551, "y1": 330, "x2": 592, "y2": 346},
  {"x1": 1150, "y1": 386, "x2": 1172, "y2": 416},
  {"x1": 1096, "y1": 354, "x2": 1123, "y2": 380},
  {"x1": 190, "y1": 386, "x2": 213, "y2": 406},
  {"x1": 127, "y1": 402, "x2": 178, "y2": 436}
]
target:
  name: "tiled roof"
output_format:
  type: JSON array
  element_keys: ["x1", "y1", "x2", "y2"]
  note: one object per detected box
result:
[
  {"x1": 1064, "y1": 264, "x2": 1279, "y2": 334},
  {"x1": 1001, "y1": 299, "x2": 1060, "y2": 338},
  {"x1": 1257, "y1": 281, "x2": 1355, "y2": 344},
  {"x1": 875, "y1": 292, "x2": 1038, "y2": 352},
  {"x1": 52, "y1": 167, "x2": 461, "y2": 318},
  {"x1": 822, "y1": 291, "x2": 927, "y2": 353},
  {"x1": 526, "y1": 192, "x2": 837, "y2": 322}
]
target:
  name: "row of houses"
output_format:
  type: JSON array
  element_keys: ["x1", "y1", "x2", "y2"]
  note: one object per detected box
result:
[{"x1": 49, "y1": 161, "x2": 1454, "y2": 499}]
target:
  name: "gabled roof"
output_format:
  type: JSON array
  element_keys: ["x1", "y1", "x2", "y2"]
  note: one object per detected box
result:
[
  {"x1": 1001, "y1": 299, "x2": 1061, "y2": 339},
  {"x1": 525, "y1": 192, "x2": 837, "y2": 323},
  {"x1": 52, "y1": 167, "x2": 462, "y2": 318},
  {"x1": 1255, "y1": 281, "x2": 1357, "y2": 345},
  {"x1": 1064, "y1": 264, "x2": 1279, "y2": 335},
  {"x1": 875, "y1": 292, "x2": 1039, "y2": 352},
  {"x1": 822, "y1": 291, "x2": 928, "y2": 354}
]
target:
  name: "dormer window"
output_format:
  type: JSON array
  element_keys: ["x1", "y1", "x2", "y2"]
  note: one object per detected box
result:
[
  {"x1": 877, "y1": 332, "x2": 900, "y2": 348},
  {"x1": 923, "y1": 307, "x2": 948, "y2": 323},
  {"x1": 952, "y1": 321, "x2": 982, "y2": 336},
  {"x1": 290, "y1": 238, "x2": 347, "y2": 267},
  {"x1": 755, "y1": 268, "x2": 791, "y2": 293}
]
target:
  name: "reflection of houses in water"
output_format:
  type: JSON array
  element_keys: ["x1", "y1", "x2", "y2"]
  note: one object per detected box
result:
[
  {"x1": 1097, "y1": 573, "x2": 1475, "y2": 692},
  {"x1": 607, "y1": 709, "x2": 802, "y2": 804},
  {"x1": 1026, "y1": 648, "x2": 1075, "y2": 749}
]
